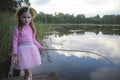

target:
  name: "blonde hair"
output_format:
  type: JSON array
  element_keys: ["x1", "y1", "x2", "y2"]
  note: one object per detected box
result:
[{"x1": 17, "y1": 7, "x2": 36, "y2": 35}]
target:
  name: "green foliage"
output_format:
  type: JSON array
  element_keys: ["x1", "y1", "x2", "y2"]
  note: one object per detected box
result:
[
  {"x1": 35, "y1": 12, "x2": 120, "y2": 24},
  {"x1": 0, "y1": 12, "x2": 17, "y2": 62},
  {"x1": 0, "y1": 0, "x2": 17, "y2": 12},
  {"x1": 35, "y1": 23, "x2": 52, "y2": 42},
  {"x1": 75, "y1": 14, "x2": 85, "y2": 23},
  {"x1": 0, "y1": 0, "x2": 30, "y2": 12},
  {"x1": 102, "y1": 15, "x2": 120, "y2": 24}
]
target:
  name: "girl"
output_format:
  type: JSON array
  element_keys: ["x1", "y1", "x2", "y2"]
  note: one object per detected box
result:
[{"x1": 12, "y1": 6, "x2": 47, "y2": 80}]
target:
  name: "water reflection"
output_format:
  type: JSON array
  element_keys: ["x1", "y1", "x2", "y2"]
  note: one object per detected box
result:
[
  {"x1": 47, "y1": 32, "x2": 120, "y2": 64},
  {"x1": 33, "y1": 25, "x2": 120, "y2": 80},
  {"x1": 90, "y1": 67, "x2": 120, "y2": 80},
  {"x1": 52, "y1": 25, "x2": 120, "y2": 36}
]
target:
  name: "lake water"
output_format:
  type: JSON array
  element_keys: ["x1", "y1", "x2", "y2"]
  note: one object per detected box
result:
[{"x1": 33, "y1": 25, "x2": 120, "y2": 80}]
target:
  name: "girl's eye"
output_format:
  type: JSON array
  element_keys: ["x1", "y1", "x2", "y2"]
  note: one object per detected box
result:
[{"x1": 28, "y1": 17, "x2": 31, "y2": 18}]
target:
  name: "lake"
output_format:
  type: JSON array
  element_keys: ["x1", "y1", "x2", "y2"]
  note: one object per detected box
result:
[{"x1": 31, "y1": 25, "x2": 120, "y2": 80}]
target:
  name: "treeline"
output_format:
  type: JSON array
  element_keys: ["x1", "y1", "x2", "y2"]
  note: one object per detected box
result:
[{"x1": 35, "y1": 12, "x2": 120, "y2": 24}]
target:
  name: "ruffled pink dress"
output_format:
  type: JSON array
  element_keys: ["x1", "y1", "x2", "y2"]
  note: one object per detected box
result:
[{"x1": 12, "y1": 25, "x2": 42, "y2": 70}]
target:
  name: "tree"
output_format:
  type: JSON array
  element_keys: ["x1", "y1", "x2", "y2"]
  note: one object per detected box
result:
[
  {"x1": 75, "y1": 14, "x2": 85, "y2": 23},
  {"x1": 116, "y1": 15, "x2": 120, "y2": 24},
  {"x1": 64, "y1": 14, "x2": 75, "y2": 23},
  {"x1": 0, "y1": 0, "x2": 17, "y2": 12},
  {"x1": 0, "y1": 0, "x2": 30, "y2": 12}
]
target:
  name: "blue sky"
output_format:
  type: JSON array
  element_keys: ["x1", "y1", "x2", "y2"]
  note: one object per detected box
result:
[{"x1": 29, "y1": 0, "x2": 120, "y2": 17}]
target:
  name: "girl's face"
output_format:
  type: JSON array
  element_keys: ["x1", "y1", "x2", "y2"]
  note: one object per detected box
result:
[{"x1": 20, "y1": 12, "x2": 32, "y2": 25}]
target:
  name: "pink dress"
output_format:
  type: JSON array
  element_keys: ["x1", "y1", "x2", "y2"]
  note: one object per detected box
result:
[{"x1": 12, "y1": 25, "x2": 42, "y2": 70}]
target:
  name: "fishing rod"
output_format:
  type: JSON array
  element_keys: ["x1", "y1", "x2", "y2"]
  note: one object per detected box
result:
[{"x1": 47, "y1": 48, "x2": 114, "y2": 65}]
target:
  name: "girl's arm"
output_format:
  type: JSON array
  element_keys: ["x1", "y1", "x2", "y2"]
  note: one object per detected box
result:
[
  {"x1": 33, "y1": 35, "x2": 47, "y2": 51},
  {"x1": 12, "y1": 26, "x2": 19, "y2": 54},
  {"x1": 33, "y1": 34, "x2": 42, "y2": 49}
]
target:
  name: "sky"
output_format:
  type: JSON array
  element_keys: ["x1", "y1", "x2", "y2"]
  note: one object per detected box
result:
[{"x1": 29, "y1": 0, "x2": 120, "y2": 17}]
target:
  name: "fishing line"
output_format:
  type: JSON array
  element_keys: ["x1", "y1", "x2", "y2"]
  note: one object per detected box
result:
[{"x1": 47, "y1": 48, "x2": 114, "y2": 65}]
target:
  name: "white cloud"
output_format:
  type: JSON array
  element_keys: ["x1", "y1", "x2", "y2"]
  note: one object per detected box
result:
[
  {"x1": 30, "y1": 0, "x2": 50, "y2": 5},
  {"x1": 30, "y1": 0, "x2": 120, "y2": 17},
  {"x1": 46, "y1": 32, "x2": 120, "y2": 64}
]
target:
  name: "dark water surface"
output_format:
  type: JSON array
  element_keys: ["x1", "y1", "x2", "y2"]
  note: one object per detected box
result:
[{"x1": 32, "y1": 25, "x2": 120, "y2": 80}]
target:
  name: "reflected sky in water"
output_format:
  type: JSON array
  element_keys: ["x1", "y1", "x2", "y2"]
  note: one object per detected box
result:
[
  {"x1": 90, "y1": 67, "x2": 120, "y2": 80},
  {"x1": 48, "y1": 31, "x2": 120, "y2": 64},
  {"x1": 32, "y1": 30, "x2": 120, "y2": 80}
]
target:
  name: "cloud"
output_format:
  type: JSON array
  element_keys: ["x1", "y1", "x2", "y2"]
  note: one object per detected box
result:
[
  {"x1": 47, "y1": 32, "x2": 120, "y2": 64},
  {"x1": 30, "y1": 0, "x2": 50, "y2": 5},
  {"x1": 30, "y1": 0, "x2": 120, "y2": 17}
]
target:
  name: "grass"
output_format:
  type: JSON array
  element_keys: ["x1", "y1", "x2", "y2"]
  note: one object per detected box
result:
[
  {"x1": 35, "y1": 23, "x2": 53, "y2": 40},
  {"x1": 0, "y1": 12, "x2": 16, "y2": 62}
]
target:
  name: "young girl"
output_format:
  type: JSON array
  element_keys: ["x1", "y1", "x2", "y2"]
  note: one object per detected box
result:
[{"x1": 12, "y1": 6, "x2": 46, "y2": 80}]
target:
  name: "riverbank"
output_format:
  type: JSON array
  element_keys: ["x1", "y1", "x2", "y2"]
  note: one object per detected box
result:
[{"x1": 1, "y1": 72, "x2": 59, "y2": 80}]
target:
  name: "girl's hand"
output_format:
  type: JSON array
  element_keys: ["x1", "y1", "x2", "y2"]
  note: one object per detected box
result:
[
  {"x1": 13, "y1": 55, "x2": 18, "y2": 64},
  {"x1": 40, "y1": 47, "x2": 48, "y2": 51}
]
